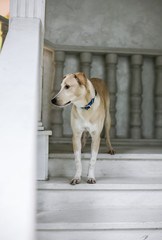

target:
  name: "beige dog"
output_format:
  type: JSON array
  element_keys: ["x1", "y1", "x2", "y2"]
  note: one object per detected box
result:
[{"x1": 51, "y1": 72, "x2": 114, "y2": 185}]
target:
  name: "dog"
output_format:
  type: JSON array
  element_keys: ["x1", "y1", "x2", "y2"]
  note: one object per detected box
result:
[{"x1": 51, "y1": 72, "x2": 114, "y2": 185}]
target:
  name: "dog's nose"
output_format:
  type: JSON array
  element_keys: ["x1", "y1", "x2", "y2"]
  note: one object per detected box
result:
[{"x1": 51, "y1": 98, "x2": 57, "y2": 105}]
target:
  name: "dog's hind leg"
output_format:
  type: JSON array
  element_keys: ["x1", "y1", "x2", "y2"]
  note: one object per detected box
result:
[
  {"x1": 105, "y1": 110, "x2": 115, "y2": 155},
  {"x1": 81, "y1": 131, "x2": 87, "y2": 153}
]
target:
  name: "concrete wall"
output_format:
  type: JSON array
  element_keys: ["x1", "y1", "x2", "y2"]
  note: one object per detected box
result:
[
  {"x1": 45, "y1": 0, "x2": 162, "y2": 49},
  {"x1": 45, "y1": 0, "x2": 162, "y2": 138}
]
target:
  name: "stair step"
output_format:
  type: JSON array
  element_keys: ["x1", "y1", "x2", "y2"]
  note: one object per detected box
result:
[
  {"x1": 37, "y1": 177, "x2": 162, "y2": 210},
  {"x1": 49, "y1": 147, "x2": 162, "y2": 178},
  {"x1": 50, "y1": 138, "x2": 162, "y2": 146},
  {"x1": 37, "y1": 208, "x2": 162, "y2": 240},
  {"x1": 38, "y1": 176, "x2": 162, "y2": 190},
  {"x1": 37, "y1": 145, "x2": 162, "y2": 239},
  {"x1": 37, "y1": 208, "x2": 162, "y2": 229}
]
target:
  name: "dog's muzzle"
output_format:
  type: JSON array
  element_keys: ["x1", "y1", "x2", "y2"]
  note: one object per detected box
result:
[{"x1": 51, "y1": 98, "x2": 71, "y2": 106}]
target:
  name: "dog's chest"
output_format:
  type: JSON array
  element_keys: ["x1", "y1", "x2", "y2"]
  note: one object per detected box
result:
[
  {"x1": 82, "y1": 121, "x2": 96, "y2": 133},
  {"x1": 76, "y1": 112, "x2": 97, "y2": 133}
]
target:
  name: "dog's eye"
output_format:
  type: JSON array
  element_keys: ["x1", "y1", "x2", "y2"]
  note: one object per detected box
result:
[{"x1": 65, "y1": 85, "x2": 70, "y2": 89}]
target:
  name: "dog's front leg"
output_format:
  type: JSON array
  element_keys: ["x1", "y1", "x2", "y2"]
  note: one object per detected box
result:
[
  {"x1": 87, "y1": 133, "x2": 100, "y2": 184},
  {"x1": 70, "y1": 132, "x2": 82, "y2": 185}
]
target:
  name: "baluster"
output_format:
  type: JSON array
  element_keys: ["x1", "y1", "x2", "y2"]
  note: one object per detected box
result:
[
  {"x1": 130, "y1": 55, "x2": 143, "y2": 138},
  {"x1": 105, "y1": 53, "x2": 118, "y2": 138},
  {"x1": 42, "y1": 47, "x2": 54, "y2": 130},
  {"x1": 80, "y1": 52, "x2": 92, "y2": 78},
  {"x1": 51, "y1": 51, "x2": 65, "y2": 138},
  {"x1": 155, "y1": 56, "x2": 162, "y2": 139}
]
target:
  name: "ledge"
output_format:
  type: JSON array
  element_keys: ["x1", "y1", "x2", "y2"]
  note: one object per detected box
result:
[
  {"x1": 37, "y1": 130, "x2": 52, "y2": 136},
  {"x1": 44, "y1": 39, "x2": 162, "y2": 56}
]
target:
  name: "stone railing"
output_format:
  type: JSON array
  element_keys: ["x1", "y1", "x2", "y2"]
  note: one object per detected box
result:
[
  {"x1": 44, "y1": 39, "x2": 162, "y2": 141},
  {"x1": 0, "y1": 15, "x2": 8, "y2": 50}
]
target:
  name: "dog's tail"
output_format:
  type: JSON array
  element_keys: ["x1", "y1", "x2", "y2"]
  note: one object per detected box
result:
[{"x1": 81, "y1": 131, "x2": 87, "y2": 153}]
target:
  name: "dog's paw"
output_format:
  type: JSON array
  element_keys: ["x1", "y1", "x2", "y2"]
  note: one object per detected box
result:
[
  {"x1": 108, "y1": 149, "x2": 115, "y2": 155},
  {"x1": 70, "y1": 178, "x2": 81, "y2": 185},
  {"x1": 87, "y1": 178, "x2": 96, "y2": 184}
]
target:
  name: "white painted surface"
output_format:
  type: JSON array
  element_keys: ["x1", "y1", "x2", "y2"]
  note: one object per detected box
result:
[
  {"x1": 37, "y1": 186, "x2": 162, "y2": 210},
  {"x1": 37, "y1": 208, "x2": 162, "y2": 227},
  {"x1": 37, "y1": 177, "x2": 162, "y2": 190},
  {"x1": 10, "y1": 0, "x2": 46, "y2": 123},
  {"x1": 37, "y1": 230, "x2": 162, "y2": 240},
  {"x1": 37, "y1": 130, "x2": 52, "y2": 180},
  {"x1": 37, "y1": 147, "x2": 162, "y2": 239},
  {"x1": 37, "y1": 182, "x2": 162, "y2": 239},
  {"x1": 49, "y1": 149, "x2": 162, "y2": 178},
  {"x1": 0, "y1": 16, "x2": 41, "y2": 240}
]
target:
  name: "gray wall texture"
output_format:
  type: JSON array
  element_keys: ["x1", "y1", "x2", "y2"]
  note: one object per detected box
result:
[
  {"x1": 45, "y1": 0, "x2": 162, "y2": 138},
  {"x1": 45, "y1": 0, "x2": 162, "y2": 49}
]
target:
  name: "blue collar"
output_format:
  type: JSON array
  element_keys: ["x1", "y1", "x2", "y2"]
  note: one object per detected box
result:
[{"x1": 81, "y1": 90, "x2": 97, "y2": 110}]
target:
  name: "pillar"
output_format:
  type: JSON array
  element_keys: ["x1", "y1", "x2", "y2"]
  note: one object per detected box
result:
[
  {"x1": 80, "y1": 52, "x2": 92, "y2": 78},
  {"x1": 10, "y1": 0, "x2": 46, "y2": 129},
  {"x1": 105, "y1": 53, "x2": 118, "y2": 138},
  {"x1": 51, "y1": 51, "x2": 65, "y2": 138},
  {"x1": 130, "y1": 55, "x2": 143, "y2": 139},
  {"x1": 42, "y1": 47, "x2": 54, "y2": 130},
  {"x1": 155, "y1": 56, "x2": 162, "y2": 139},
  {"x1": 0, "y1": 1, "x2": 47, "y2": 240}
]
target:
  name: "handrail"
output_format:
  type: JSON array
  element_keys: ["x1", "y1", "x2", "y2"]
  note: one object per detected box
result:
[{"x1": 44, "y1": 39, "x2": 162, "y2": 56}]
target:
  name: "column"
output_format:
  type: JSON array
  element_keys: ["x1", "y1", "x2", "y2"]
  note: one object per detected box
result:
[
  {"x1": 10, "y1": 0, "x2": 46, "y2": 128},
  {"x1": 42, "y1": 47, "x2": 54, "y2": 130},
  {"x1": 0, "y1": 1, "x2": 46, "y2": 240},
  {"x1": 155, "y1": 56, "x2": 162, "y2": 139},
  {"x1": 105, "y1": 53, "x2": 118, "y2": 138},
  {"x1": 51, "y1": 51, "x2": 65, "y2": 138},
  {"x1": 130, "y1": 55, "x2": 143, "y2": 139},
  {"x1": 80, "y1": 52, "x2": 92, "y2": 78}
]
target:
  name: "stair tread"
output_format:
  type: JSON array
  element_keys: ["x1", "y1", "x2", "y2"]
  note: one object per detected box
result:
[
  {"x1": 37, "y1": 207, "x2": 162, "y2": 229},
  {"x1": 37, "y1": 177, "x2": 162, "y2": 190}
]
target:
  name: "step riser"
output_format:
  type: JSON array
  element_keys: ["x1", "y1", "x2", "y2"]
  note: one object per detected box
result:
[
  {"x1": 37, "y1": 190, "x2": 162, "y2": 211},
  {"x1": 49, "y1": 159, "x2": 162, "y2": 178},
  {"x1": 37, "y1": 230, "x2": 162, "y2": 240}
]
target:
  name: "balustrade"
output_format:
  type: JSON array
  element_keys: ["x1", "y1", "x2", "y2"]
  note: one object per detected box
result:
[
  {"x1": 44, "y1": 40, "x2": 162, "y2": 141},
  {"x1": 80, "y1": 52, "x2": 92, "y2": 78},
  {"x1": 105, "y1": 54, "x2": 118, "y2": 138},
  {"x1": 155, "y1": 56, "x2": 162, "y2": 139},
  {"x1": 130, "y1": 55, "x2": 143, "y2": 139}
]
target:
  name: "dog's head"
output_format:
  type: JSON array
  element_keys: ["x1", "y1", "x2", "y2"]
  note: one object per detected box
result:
[{"x1": 51, "y1": 72, "x2": 87, "y2": 107}]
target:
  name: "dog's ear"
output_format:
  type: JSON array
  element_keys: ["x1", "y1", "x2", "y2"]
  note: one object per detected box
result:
[
  {"x1": 74, "y1": 72, "x2": 87, "y2": 86},
  {"x1": 61, "y1": 75, "x2": 66, "y2": 83}
]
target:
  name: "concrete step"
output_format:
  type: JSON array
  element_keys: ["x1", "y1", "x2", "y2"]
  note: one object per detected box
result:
[
  {"x1": 37, "y1": 177, "x2": 162, "y2": 211},
  {"x1": 49, "y1": 147, "x2": 162, "y2": 178},
  {"x1": 50, "y1": 138, "x2": 162, "y2": 146},
  {"x1": 37, "y1": 207, "x2": 162, "y2": 240}
]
